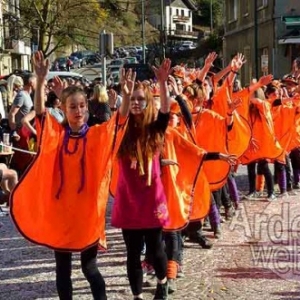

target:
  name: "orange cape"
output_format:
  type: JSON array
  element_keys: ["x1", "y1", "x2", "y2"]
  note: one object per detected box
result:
[
  {"x1": 192, "y1": 109, "x2": 230, "y2": 191},
  {"x1": 10, "y1": 112, "x2": 127, "y2": 252},
  {"x1": 240, "y1": 100, "x2": 284, "y2": 164},
  {"x1": 271, "y1": 102, "x2": 297, "y2": 152},
  {"x1": 161, "y1": 127, "x2": 210, "y2": 230},
  {"x1": 212, "y1": 84, "x2": 251, "y2": 158}
]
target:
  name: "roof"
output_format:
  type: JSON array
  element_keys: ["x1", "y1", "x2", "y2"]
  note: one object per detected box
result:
[{"x1": 168, "y1": 0, "x2": 197, "y2": 10}]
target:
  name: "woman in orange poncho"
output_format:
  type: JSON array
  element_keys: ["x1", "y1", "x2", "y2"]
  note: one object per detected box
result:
[
  {"x1": 10, "y1": 52, "x2": 131, "y2": 300},
  {"x1": 240, "y1": 88, "x2": 283, "y2": 200},
  {"x1": 265, "y1": 84, "x2": 298, "y2": 196}
]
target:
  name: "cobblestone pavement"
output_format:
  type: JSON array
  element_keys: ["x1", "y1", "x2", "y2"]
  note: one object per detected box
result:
[{"x1": 1, "y1": 166, "x2": 300, "y2": 300}]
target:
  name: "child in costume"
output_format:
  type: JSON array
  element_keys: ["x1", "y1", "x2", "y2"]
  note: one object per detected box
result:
[
  {"x1": 10, "y1": 51, "x2": 131, "y2": 300},
  {"x1": 111, "y1": 59, "x2": 172, "y2": 300}
]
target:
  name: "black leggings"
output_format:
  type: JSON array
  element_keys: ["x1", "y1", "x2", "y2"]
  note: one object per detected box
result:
[
  {"x1": 54, "y1": 245, "x2": 107, "y2": 300},
  {"x1": 122, "y1": 228, "x2": 167, "y2": 296}
]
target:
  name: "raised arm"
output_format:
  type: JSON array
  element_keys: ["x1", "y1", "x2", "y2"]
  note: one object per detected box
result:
[
  {"x1": 152, "y1": 58, "x2": 173, "y2": 113},
  {"x1": 119, "y1": 68, "x2": 136, "y2": 117},
  {"x1": 32, "y1": 51, "x2": 50, "y2": 115},
  {"x1": 197, "y1": 52, "x2": 218, "y2": 82}
]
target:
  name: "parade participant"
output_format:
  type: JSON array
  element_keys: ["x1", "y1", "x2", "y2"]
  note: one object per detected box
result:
[
  {"x1": 111, "y1": 59, "x2": 172, "y2": 300},
  {"x1": 240, "y1": 88, "x2": 283, "y2": 200},
  {"x1": 265, "y1": 84, "x2": 299, "y2": 196},
  {"x1": 10, "y1": 51, "x2": 131, "y2": 300}
]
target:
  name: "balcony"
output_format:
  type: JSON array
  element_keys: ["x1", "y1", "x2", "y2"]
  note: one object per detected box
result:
[
  {"x1": 4, "y1": 38, "x2": 25, "y2": 54},
  {"x1": 172, "y1": 15, "x2": 191, "y2": 23},
  {"x1": 171, "y1": 30, "x2": 198, "y2": 39}
]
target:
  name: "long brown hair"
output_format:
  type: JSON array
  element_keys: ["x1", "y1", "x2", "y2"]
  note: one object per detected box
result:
[{"x1": 118, "y1": 82, "x2": 165, "y2": 158}]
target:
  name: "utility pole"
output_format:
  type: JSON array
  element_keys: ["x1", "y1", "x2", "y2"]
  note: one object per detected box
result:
[
  {"x1": 141, "y1": 0, "x2": 146, "y2": 63},
  {"x1": 100, "y1": 30, "x2": 107, "y2": 87},
  {"x1": 160, "y1": 0, "x2": 165, "y2": 60},
  {"x1": 254, "y1": 0, "x2": 259, "y2": 79}
]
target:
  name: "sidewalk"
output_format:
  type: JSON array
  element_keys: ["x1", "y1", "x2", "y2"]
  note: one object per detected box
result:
[{"x1": 0, "y1": 166, "x2": 300, "y2": 300}]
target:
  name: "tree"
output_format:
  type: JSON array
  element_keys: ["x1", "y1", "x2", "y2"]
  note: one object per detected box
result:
[
  {"x1": 18, "y1": 0, "x2": 108, "y2": 57},
  {"x1": 195, "y1": 0, "x2": 223, "y2": 30}
]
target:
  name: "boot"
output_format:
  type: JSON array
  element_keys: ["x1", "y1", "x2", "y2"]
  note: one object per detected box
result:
[
  {"x1": 212, "y1": 224, "x2": 222, "y2": 239},
  {"x1": 153, "y1": 281, "x2": 168, "y2": 300},
  {"x1": 197, "y1": 234, "x2": 213, "y2": 249}
]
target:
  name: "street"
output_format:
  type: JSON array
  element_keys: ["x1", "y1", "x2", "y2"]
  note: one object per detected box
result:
[{"x1": 1, "y1": 166, "x2": 300, "y2": 299}]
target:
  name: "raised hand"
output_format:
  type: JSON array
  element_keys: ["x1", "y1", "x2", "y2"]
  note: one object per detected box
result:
[
  {"x1": 204, "y1": 52, "x2": 218, "y2": 67},
  {"x1": 258, "y1": 74, "x2": 273, "y2": 86},
  {"x1": 168, "y1": 75, "x2": 182, "y2": 96},
  {"x1": 152, "y1": 58, "x2": 173, "y2": 83},
  {"x1": 32, "y1": 51, "x2": 50, "y2": 79},
  {"x1": 108, "y1": 88, "x2": 118, "y2": 107},
  {"x1": 231, "y1": 53, "x2": 246, "y2": 72},
  {"x1": 120, "y1": 68, "x2": 136, "y2": 97},
  {"x1": 52, "y1": 76, "x2": 68, "y2": 99}
]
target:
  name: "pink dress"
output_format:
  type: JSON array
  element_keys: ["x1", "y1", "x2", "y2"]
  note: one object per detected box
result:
[{"x1": 111, "y1": 154, "x2": 169, "y2": 229}]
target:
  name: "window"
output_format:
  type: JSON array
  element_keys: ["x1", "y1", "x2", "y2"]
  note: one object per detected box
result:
[
  {"x1": 181, "y1": 10, "x2": 184, "y2": 17},
  {"x1": 257, "y1": 0, "x2": 268, "y2": 9},
  {"x1": 228, "y1": 0, "x2": 237, "y2": 22},
  {"x1": 176, "y1": 9, "x2": 179, "y2": 16}
]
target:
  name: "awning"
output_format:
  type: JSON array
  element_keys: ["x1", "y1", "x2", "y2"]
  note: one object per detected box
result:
[
  {"x1": 278, "y1": 29, "x2": 300, "y2": 44},
  {"x1": 282, "y1": 16, "x2": 300, "y2": 27},
  {"x1": 279, "y1": 37, "x2": 300, "y2": 44}
]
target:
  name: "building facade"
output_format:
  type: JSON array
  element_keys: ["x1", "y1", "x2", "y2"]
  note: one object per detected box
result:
[
  {"x1": 0, "y1": 0, "x2": 31, "y2": 75},
  {"x1": 224, "y1": 0, "x2": 300, "y2": 85},
  {"x1": 147, "y1": 0, "x2": 198, "y2": 41}
]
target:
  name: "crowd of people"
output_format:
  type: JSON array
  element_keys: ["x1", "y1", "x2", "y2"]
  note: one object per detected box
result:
[{"x1": 0, "y1": 49, "x2": 300, "y2": 300}]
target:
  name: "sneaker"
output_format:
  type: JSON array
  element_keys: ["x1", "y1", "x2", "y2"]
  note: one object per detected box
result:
[
  {"x1": 176, "y1": 265, "x2": 185, "y2": 278},
  {"x1": 167, "y1": 279, "x2": 177, "y2": 294},
  {"x1": 267, "y1": 194, "x2": 277, "y2": 201},
  {"x1": 245, "y1": 192, "x2": 259, "y2": 199},
  {"x1": 142, "y1": 261, "x2": 155, "y2": 277},
  {"x1": 153, "y1": 282, "x2": 168, "y2": 300}
]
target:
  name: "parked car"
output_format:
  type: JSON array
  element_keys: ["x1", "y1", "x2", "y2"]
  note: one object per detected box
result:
[
  {"x1": 123, "y1": 63, "x2": 155, "y2": 82},
  {"x1": 47, "y1": 71, "x2": 91, "y2": 85},
  {"x1": 69, "y1": 56, "x2": 81, "y2": 69},
  {"x1": 107, "y1": 65, "x2": 121, "y2": 76},
  {"x1": 110, "y1": 59, "x2": 124, "y2": 67},
  {"x1": 86, "y1": 54, "x2": 101, "y2": 65},
  {"x1": 52, "y1": 57, "x2": 68, "y2": 71},
  {"x1": 124, "y1": 57, "x2": 138, "y2": 64}
]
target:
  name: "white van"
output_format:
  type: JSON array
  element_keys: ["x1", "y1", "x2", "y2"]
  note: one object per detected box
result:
[{"x1": 47, "y1": 71, "x2": 91, "y2": 84}]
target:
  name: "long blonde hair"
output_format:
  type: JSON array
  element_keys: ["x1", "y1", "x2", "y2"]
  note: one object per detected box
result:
[
  {"x1": 92, "y1": 84, "x2": 108, "y2": 103},
  {"x1": 118, "y1": 82, "x2": 165, "y2": 158},
  {"x1": 7, "y1": 75, "x2": 23, "y2": 105}
]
